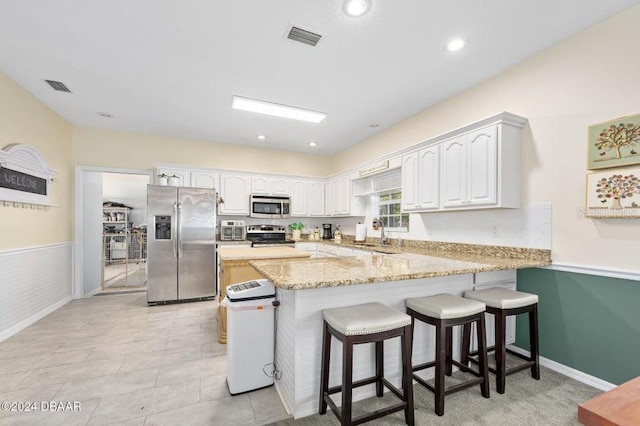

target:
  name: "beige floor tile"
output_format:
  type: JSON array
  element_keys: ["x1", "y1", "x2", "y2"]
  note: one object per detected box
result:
[
  {"x1": 165, "y1": 332, "x2": 216, "y2": 350},
  {"x1": 133, "y1": 323, "x2": 200, "y2": 341},
  {"x1": 0, "y1": 371, "x2": 34, "y2": 393},
  {"x1": 199, "y1": 320, "x2": 217, "y2": 334},
  {"x1": 118, "y1": 345, "x2": 201, "y2": 373},
  {"x1": 201, "y1": 341, "x2": 227, "y2": 359},
  {"x1": 54, "y1": 367, "x2": 160, "y2": 401},
  {"x1": 0, "y1": 340, "x2": 64, "y2": 360},
  {"x1": 17, "y1": 357, "x2": 125, "y2": 389},
  {"x1": 85, "y1": 338, "x2": 168, "y2": 361},
  {"x1": 0, "y1": 384, "x2": 63, "y2": 418},
  {"x1": 88, "y1": 379, "x2": 200, "y2": 425},
  {"x1": 2, "y1": 399, "x2": 99, "y2": 426},
  {"x1": 249, "y1": 386, "x2": 289, "y2": 424},
  {"x1": 199, "y1": 373, "x2": 231, "y2": 401},
  {"x1": 57, "y1": 333, "x2": 138, "y2": 351},
  {"x1": 109, "y1": 319, "x2": 175, "y2": 333},
  {"x1": 0, "y1": 349, "x2": 92, "y2": 375},
  {"x1": 144, "y1": 395, "x2": 254, "y2": 426},
  {"x1": 155, "y1": 358, "x2": 226, "y2": 387},
  {"x1": 101, "y1": 417, "x2": 146, "y2": 426},
  {"x1": 171, "y1": 316, "x2": 211, "y2": 327}
]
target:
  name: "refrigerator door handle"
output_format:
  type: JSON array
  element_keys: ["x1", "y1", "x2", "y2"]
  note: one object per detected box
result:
[
  {"x1": 177, "y1": 202, "x2": 183, "y2": 258},
  {"x1": 172, "y1": 202, "x2": 178, "y2": 258}
]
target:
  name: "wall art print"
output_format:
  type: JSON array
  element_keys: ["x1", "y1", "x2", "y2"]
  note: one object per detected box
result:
[
  {"x1": 587, "y1": 113, "x2": 640, "y2": 170},
  {"x1": 586, "y1": 166, "x2": 640, "y2": 218}
]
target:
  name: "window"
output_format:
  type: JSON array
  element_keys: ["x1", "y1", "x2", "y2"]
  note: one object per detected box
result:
[{"x1": 377, "y1": 191, "x2": 409, "y2": 230}]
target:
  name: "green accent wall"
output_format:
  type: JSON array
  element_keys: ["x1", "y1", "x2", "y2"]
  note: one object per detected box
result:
[{"x1": 515, "y1": 268, "x2": 640, "y2": 385}]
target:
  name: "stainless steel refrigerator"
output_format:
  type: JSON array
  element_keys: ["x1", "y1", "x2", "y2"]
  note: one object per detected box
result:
[{"x1": 147, "y1": 185, "x2": 216, "y2": 303}]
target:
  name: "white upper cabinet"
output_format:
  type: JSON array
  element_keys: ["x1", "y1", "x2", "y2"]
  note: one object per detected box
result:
[
  {"x1": 156, "y1": 167, "x2": 189, "y2": 187},
  {"x1": 251, "y1": 175, "x2": 290, "y2": 196},
  {"x1": 400, "y1": 112, "x2": 524, "y2": 212},
  {"x1": 190, "y1": 170, "x2": 218, "y2": 190},
  {"x1": 219, "y1": 173, "x2": 251, "y2": 215},
  {"x1": 290, "y1": 179, "x2": 308, "y2": 216},
  {"x1": 328, "y1": 174, "x2": 352, "y2": 216},
  {"x1": 402, "y1": 146, "x2": 439, "y2": 211},
  {"x1": 441, "y1": 135, "x2": 469, "y2": 208},
  {"x1": 308, "y1": 180, "x2": 325, "y2": 216}
]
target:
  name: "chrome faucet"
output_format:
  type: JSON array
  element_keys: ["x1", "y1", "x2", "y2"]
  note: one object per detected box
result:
[{"x1": 380, "y1": 222, "x2": 388, "y2": 245}]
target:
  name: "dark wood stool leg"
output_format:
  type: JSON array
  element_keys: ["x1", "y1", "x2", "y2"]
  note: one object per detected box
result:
[
  {"x1": 529, "y1": 304, "x2": 540, "y2": 380},
  {"x1": 434, "y1": 319, "x2": 446, "y2": 416},
  {"x1": 402, "y1": 324, "x2": 415, "y2": 426},
  {"x1": 376, "y1": 340, "x2": 384, "y2": 397},
  {"x1": 476, "y1": 313, "x2": 490, "y2": 398},
  {"x1": 341, "y1": 336, "x2": 354, "y2": 426},
  {"x1": 495, "y1": 309, "x2": 507, "y2": 394},
  {"x1": 461, "y1": 322, "x2": 471, "y2": 368},
  {"x1": 445, "y1": 326, "x2": 453, "y2": 376},
  {"x1": 319, "y1": 321, "x2": 331, "y2": 415}
]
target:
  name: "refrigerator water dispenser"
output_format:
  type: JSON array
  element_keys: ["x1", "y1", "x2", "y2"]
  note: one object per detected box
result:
[{"x1": 154, "y1": 216, "x2": 172, "y2": 240}]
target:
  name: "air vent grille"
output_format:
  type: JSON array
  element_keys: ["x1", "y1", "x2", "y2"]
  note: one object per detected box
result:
[
  {"x1": 287, "y1": 26, "x2": 322, "y2": 47},
  {"x1": 45, "y1": 80, "x2": 71, "y2": 93}
]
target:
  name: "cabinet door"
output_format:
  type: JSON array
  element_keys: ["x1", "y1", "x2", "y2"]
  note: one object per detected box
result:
[
  {"x1": 401, "y1": 152, "x2": 419, "y2": 211},
  {"x1": 441, "y1": 136, "x2": 468, "y2": 208},
  {"x1": 290, "y1": 180, "x2": 308, "y2": 216},
  {"x1": 337, "y1": 175, "x2": 351, "y2": 215},
  {"x1": 418, "y1": 146, "x2": 440, "y2": 210},
  {"x1": 157, "y1": 168, "x2": 190, "y2": 187},
  {"x1": 190, "y1": 171, "x2": 218, "y2": 190},
  {"x1": 468, "y1": 126, "x2": 498, "y2": 206},
  {"x1": 251, "y1": 176, "x2": 270, "y2": 195},
  {"x1": 219, "y1": 174, "x2": 251, "y2": 215},
  {"x1": 324, "y1": 180, "x2": 333, "y2": 216},
  {"x1": 270, "y1": 177, "x2": 290, "y2": 196},
  {"x1": 308, "y1": 181, "x2": 325, "y2": 216}
]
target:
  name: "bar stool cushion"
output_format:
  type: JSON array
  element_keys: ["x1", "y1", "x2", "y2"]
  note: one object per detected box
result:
[
  {"x1": 406, "y1": 294, "x2": 485, "y2": 320},
  {"x1": 322, "y1": 302, "x2": 411, "y2": 336},
  {"x1": 464, "y1": 287, "x2": 538, "y2": 309}
]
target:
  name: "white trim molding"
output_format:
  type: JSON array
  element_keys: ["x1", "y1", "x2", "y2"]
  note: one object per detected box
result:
[
  {"x1": 508, "y1": 345, "x2": 617, "y2": 392},
  {"x1": 544, "y1": 262, "x2": 640, "y2": 282}
]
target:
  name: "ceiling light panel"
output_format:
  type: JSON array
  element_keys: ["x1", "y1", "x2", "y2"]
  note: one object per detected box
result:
[{"x1": 231, "y1": 96, "x2": 327, "y2": 124}]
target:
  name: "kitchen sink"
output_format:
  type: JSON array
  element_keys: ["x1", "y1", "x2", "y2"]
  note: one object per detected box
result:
[{"x1": 353, "y1": 242, "x2": 377, "y2": 247}]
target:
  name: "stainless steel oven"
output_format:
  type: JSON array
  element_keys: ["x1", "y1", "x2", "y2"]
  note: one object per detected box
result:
[
  {"x1": 249, "y1": 195, "x2": 290, "y2": 219},
  {"x1": 219, "y1": 220, "x2": 246, "y2": 241},
  {"x1": 246, "y1": 225, "x2": 295, "y2": 247}
]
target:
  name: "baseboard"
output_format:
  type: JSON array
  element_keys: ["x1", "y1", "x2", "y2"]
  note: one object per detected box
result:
[
  {"x1": 0, "y1": 296, "x2": 72, "y2": 343},
  {"x1": 508, "y1": 345, "x2": 617, "y2": 392},
  {"x1": 84, "y1": 287, "x2": 102, "y2": 298},
  {"x1": 274, "y1": 381, "x2": 293, "y2": 416}
]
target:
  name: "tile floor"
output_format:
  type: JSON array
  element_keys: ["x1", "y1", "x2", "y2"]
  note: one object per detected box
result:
[{"x1": 0, "y1": 293, "x2": 290, "y2": 425}]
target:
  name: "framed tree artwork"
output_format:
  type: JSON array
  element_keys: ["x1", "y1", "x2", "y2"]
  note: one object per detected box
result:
[
  {"x1": 587, "y1": 113, "x2": 640, "y2": 170},
  {"x1": 586, "y1": 167, "x2": 640, "y2": 218}
]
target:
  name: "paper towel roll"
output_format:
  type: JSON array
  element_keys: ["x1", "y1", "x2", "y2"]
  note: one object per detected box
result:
[{"x1": 355, "y1": 223, "x2": 367, "y2": 241}]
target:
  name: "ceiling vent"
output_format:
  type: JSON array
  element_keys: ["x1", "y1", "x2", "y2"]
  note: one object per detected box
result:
[
  {"x1": 44, "y1": 79, "x2": 71, "y2": 93},
  {"x1": 287, "y1": 26, "x2": 322, "y2": 47}
]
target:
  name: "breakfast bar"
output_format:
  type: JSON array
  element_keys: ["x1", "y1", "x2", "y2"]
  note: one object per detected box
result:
[{"x1": 250, "y1": 243, "x2": 551, "y2": 418}]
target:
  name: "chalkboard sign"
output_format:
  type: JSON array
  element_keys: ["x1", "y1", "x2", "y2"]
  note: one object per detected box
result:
[{"x1": 0, "y1": 167, "x2": 47, "y2": 195}]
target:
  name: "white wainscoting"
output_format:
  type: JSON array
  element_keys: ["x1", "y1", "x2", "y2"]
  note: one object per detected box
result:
[{"x1": 0, "y1": 242, "x2": 73, "y2": 342}]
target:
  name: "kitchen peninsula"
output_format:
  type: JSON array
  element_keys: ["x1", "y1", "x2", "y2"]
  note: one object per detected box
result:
[
  {"x1": 250, "y1": 242, "x2": 551, "y2": 418},
  {"x1": 216, "y1": 246, "x2": 311, "y2": 343}
]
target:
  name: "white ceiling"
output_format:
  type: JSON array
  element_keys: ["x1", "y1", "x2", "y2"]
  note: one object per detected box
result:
[{"x1": 1, "y1": 1, "x2": 638, "y2": 156}]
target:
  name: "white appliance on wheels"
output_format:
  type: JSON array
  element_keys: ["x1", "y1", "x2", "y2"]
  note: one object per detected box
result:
[{"x1": 223, "y1": 279, "x2": 276, "y2": 395}]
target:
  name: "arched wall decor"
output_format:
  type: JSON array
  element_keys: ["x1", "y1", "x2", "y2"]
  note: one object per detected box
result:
[{"x1": 0, "y1": 144, "x2": 57, "y2": 207}]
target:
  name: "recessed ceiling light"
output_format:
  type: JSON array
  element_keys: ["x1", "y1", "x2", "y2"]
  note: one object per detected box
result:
[
  {"x1": 231, "y1": 96, "x2": 327, "y2": 124},
  {"x1": 343, "y1": 0, "x2": 371, "y2": 17},
  {"x1": 97, "y1": 112, "x2": 113, "y2": 118},
  {"x1": 445, "y1": 37, "x2": 467, "y2": 52},
  {"x1": 257, "y1": 134, "x2": 267, "y2": 140},
  {"x1": 308, "y1": 142, "x2": 318, "y2": 147}
]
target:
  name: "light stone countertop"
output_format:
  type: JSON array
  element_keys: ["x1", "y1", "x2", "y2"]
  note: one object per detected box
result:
[
  {"x1": 250, "y1": 242, "x2": 551, "y2": 290},
  {"x1": 217, "y1": 246, "x2": 311, "y2": 261}
]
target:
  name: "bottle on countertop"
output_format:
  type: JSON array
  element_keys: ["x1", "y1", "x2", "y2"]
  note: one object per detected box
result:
[
  {"x1": 313, "y1": 226, "x2": 321, "y2": 241},
  {"x1": 334, "y1": 225, "x2": 342, "y2": 243}
]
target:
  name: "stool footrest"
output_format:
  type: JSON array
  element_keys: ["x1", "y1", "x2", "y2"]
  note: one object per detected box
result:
[
  {"x1": 412, "y1": 361, "x2": 435, "y2": 373},
  {"x1": 327, "y1": 376, "x2": 378, "y2": 395}
]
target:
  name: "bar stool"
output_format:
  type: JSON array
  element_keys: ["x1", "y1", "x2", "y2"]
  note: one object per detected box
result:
[
  {"x1": 319, "y1": 302, "x2": 414, "y2": 426},
  {"x1": 462, "y1": 287, "x2": 540, "y2": 394},
  {"x1": 406, "y1": 294, "x2": 490, "y2": 416}
]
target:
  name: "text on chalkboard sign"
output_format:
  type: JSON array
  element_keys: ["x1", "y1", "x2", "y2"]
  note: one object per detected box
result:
[{"x1": 0, "y1": 167, "x2": 47, "y2": 195}]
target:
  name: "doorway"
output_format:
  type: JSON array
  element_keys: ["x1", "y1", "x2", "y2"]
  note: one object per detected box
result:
[{"x1": 74, "y1": 166, "x2": 153, "y2": 299}]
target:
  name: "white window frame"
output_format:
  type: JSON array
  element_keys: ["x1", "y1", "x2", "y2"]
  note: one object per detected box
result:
[{"x1": 372, "y1": 191, "x2": 409, "y2": 232}]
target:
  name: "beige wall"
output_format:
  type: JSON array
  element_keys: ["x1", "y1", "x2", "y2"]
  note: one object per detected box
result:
[
  {"x1": 332, "y1": 5, "x2": 640, "y2": 270},
  {"x1": 73, "y1": 127, "x2": 331, "y2": 177},
  {"x1": 0, "y1": 72, "x2": 73, "y2": 250}
]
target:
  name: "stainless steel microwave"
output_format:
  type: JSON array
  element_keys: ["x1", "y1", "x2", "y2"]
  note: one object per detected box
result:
[{"x1": 250, "y1": 194, "x2": 290, "y2": 218}]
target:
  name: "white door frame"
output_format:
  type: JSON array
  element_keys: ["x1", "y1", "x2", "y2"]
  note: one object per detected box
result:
[{"x1": 74, "y1": 165, "x2": 153, "y2": 299}]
